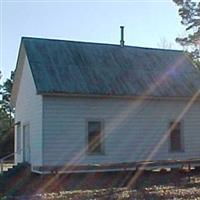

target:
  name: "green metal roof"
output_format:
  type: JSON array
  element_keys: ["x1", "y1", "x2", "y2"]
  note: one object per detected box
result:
[{"x1": 22, "y1": 37, "x2": 200, "y2": 97}]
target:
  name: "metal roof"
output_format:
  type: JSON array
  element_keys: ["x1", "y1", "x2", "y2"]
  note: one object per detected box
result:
[{"x1": 22, "y1": 37, "x2": 200, "y2": 97}]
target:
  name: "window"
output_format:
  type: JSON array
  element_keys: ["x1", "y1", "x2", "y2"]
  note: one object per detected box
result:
[
  {"x1": 169, "y1": 121, "x2": 182, "y2": 152},
  {"x1": 16, "y1": 123, "x2": 21, "y2": 154},
  {"x1": 87, "y1": 121, "x2": 103, "y2": 154}
]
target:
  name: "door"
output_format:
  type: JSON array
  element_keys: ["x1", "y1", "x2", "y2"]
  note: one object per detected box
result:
[{"x1": 23, "y1": 124, "x2": 30, "y2": 163}]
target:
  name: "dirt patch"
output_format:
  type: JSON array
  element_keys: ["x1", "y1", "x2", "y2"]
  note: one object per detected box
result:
[{"x1": 3, "y1": 169, "x2": 200, "y2": 199}]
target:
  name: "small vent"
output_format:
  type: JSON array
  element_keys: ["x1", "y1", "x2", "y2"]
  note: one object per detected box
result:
[{"x1": 120, "y1": 26, "x2": 125, "y2": 47}]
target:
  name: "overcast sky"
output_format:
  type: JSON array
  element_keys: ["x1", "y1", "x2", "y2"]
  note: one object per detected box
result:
[{"x1": 1, "y1": 0, "x2": 186, "y2": 82}]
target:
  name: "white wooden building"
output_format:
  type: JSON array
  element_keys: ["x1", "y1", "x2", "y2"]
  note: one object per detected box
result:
[{"x1": 11, "y1": 37, "x2": 200, "y2": 174}]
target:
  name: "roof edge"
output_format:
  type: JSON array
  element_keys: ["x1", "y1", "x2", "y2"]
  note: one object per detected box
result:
[
  {"x1": 21, "y1": 36, "x2": 183, "y2": 53},
  {"x1": 39, "y1": 92, "x2": 200, "y2": 101}
]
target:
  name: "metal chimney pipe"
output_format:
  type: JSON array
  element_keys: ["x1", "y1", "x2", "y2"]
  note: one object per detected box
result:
[{"x1": 120, "y1": 26, "x2": 125, "y2": 47}]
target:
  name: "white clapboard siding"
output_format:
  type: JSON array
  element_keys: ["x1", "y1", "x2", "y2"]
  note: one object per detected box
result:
[
  {"x1": 43, "y1": 96, "x2": 200, "y2": 166},
  {"x1": 15, "y1": 54, "x2": 43, "y2": 166}
]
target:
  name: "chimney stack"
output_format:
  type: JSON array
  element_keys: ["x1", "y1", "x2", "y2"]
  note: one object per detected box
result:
[{"x1": 120, "y1": 26, "x2": 125, "y2": 47}]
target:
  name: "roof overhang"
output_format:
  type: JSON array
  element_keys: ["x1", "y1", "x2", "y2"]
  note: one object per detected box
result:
[{"x1": 39, "y1": 92, "x2": 200, "y2": 101}]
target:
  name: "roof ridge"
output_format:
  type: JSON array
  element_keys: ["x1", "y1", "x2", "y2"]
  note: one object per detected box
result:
[{"x1": 22, "y1": 36, "x2": 183, "y2": 53}]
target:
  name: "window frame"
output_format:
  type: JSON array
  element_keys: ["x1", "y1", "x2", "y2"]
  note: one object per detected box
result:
[
  {"x1": 86, "y1": 119, "x2": 105, "y2": 155},
  {"x1": 168, "y1": 120, "x2": 184, "y2": 153}
]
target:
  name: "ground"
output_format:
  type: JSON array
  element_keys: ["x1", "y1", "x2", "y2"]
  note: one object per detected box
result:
[
  {"x1": 2, "y1": 167, "x2": 200, "y2": 199},
  {"x1": 22, "y1": 184, "x2": 200, "y2": 200}
]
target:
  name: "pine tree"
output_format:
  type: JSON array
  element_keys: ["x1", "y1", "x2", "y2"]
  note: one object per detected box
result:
[
  {"x1": 0, "y1": 71, "x2": 14, "y2": 115},
  {"x1": 0, "y1": 71, "x2": 14, "y2": 157},
  {"x1": 173, "y1": 0, "x2": 200, "y2": 64}
]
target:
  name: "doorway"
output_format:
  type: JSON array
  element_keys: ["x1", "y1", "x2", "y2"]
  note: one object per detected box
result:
[{"x1": 23, "y1": 124, "x2": 30, "y2": 163}]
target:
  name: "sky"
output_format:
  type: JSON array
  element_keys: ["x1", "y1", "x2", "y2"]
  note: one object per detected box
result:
[{"x1": 0, "y1": 0, "x2": 187, "y2": 82}]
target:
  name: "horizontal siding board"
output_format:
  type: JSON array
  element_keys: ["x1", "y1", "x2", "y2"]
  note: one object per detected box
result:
[{"x1": 43, "y1": 96, "x2": 200, "y2": 166}]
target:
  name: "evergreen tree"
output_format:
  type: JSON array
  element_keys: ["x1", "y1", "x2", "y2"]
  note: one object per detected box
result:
[
  {"x1": 173, "y1": 0, "x2": 200, "y2": 65},
  {"x1": 0, "y1": 71, "x2": 14, "y2": 115},
  {"x1": 0, "y1": 71, "x2": 14, "y2": 157}
]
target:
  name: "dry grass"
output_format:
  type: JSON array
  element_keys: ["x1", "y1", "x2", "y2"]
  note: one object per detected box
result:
[
  {"x1": 13, "y1": 185, "x2": 200, "y2": 200},
  {"x1": 3, "y1": 169, "x2": 200, "y2": 199}
]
